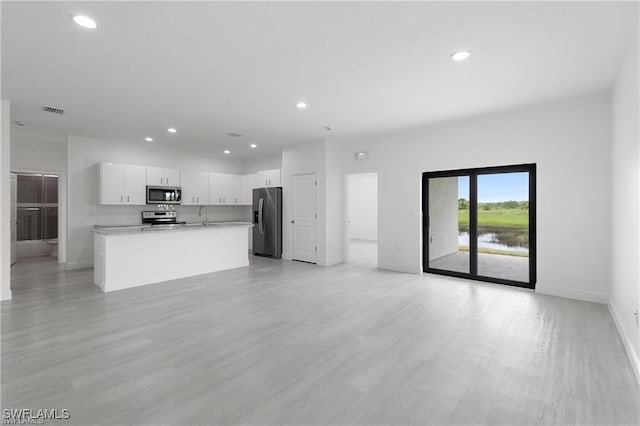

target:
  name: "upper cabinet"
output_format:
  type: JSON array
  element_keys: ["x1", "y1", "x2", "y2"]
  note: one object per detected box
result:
[
  {"x1": 100, "y1": 162, "x2": 147, "y2": 205},
  {"x1": 209, "y1": 173, "x2": 231, "y2": 205},
  {"x1": 99, "y1": 161, "x2": 279, "y2": 206},
  {"x1": 231, "y1": 175, "x2": 242, "y2": 205},
  {"x1": 257, "y1": 169, "x2": 281, "y2": 188},
  {"x1": 209, "y1": 173, "x2": 243, "y2": 205},
  {"x1": 241, "y1": 174, "x2": 258, "y2": 205},
  {"x1": 181, "y1": 170, "x2": 209, "y2": 205},
  {"x1": 147, "y1": 166, "x2": 181, "y2": 187}
]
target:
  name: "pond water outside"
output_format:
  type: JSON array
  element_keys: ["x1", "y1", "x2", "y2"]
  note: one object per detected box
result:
[{"x1": 458, "y1": 231, "x2": 529, "y2": 253}]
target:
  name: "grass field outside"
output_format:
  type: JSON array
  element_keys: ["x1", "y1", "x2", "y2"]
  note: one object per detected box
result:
[
  {"x1": 458, "y1": 205, "x2": 529, "y2": 251},
  {"x1": 458, "y1": 208, "x2": 528, "y2": 228}
]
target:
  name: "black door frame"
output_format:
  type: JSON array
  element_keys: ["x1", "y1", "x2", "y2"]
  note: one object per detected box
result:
[{"x1": 422, "y1": 163, "x2": 536, "y2": 289}]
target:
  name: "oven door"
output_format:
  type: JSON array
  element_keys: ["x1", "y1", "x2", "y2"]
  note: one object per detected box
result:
[{"x1": 146, "y1": 186, "x2": 182, "y2": 204}]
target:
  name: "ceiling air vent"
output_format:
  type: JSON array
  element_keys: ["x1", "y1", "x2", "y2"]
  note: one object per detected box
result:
[{"x1": 42, "y1": 105, "x2": 64, "y2": 115}]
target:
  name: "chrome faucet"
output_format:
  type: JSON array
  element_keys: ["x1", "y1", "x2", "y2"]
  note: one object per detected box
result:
[{"x1": 198, "y1": 205, "x2": 208, "y2": 225}]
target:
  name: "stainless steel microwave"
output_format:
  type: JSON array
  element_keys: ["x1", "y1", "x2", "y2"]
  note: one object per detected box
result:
[{"x1": 146, "y1": 186, "x2": 182, "y2": 204}]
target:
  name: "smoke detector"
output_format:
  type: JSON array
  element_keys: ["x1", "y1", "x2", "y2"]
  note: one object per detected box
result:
[{"x1": 42, "y1": 105, "x2": 64, "y2": 115}]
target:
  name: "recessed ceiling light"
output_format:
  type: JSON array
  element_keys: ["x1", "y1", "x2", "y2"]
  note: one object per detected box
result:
[
  {"x1": 224, "y1": 150, "x2": 230, "y2": 154},
  {"x1": 250, "y1": 144, "x2": 257, "y2": 148},
  {"x1": 451, "y1": 50, "x2": 471, "y2": 61},
  {"x1": 167, "y1": 128, "x2": 177, "y2": 133},
  {"x1": 296, "y1": 102, "x2": 307, "y2": 109},
  {"x1": 73, "y1": 15, "x2": 98, "y2": 29},
  {"x1": 145, "y1": 137, "x2": 153, "y2": 142}
]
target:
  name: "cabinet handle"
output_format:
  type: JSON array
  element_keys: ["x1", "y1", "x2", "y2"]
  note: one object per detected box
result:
[
  {"x1": 166, "y1": 177, "x2": 169, "y2": 184},
  {"x1": 219, "y1": 197, "x2": 221, "y2": 203},
  {"x1": 161, "y1": 177, "x2": 163, "y2": 184},
  {"x1": 197, "y1": 196, "x2": 199, "y2": 203},
  {"x1": 120, "y1": 195, "x2": 123, "y2": 202},
  {"x1": 223, "y1": 197, "x2": 226, "y2": 203},
  {"x1": 127, "y1": 195, "x2": 130, "y2": 203},
  {"x1": 192, "y1": 197, "x2": 195, "y2": 203}
]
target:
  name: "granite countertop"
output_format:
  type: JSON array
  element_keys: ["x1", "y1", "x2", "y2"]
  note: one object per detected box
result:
[{"x1": 93, "y1": 221, "x2": 253, "y2": 235}]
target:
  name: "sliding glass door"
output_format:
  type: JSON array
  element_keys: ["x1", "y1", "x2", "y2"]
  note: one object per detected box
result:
[
  {"x1": 423, "y1": 164, "x2": 536, "y2": 289},
  {"x1": 427, "y1": 175, "x2": 470, "y2": 274}
]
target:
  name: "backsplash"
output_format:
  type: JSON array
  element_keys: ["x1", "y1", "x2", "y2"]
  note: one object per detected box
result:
[{"x1": 95, "y1": 205, "x2": 252, "y2": 226}]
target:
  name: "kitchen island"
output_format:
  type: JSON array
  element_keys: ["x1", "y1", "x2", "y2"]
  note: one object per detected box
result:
[{"x1": 93, "y1": 222, "x2": 253, "y2": 292}]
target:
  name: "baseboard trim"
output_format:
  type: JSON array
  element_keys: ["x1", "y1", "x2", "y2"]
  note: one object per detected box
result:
[
  {"x1": 1, "y1": 289, "x2": 12, "y2": 302},
  {"x1": 535, "y1": 283, "x2": 608, "y2": 304},
  {"x1": 321, "y1": 257, "x2": 343, "y2": 267},
  {"x1": 608, "y1": 300, "x2": 640, "y2": 384},
  {"x1": 65, "y1": 261, "x2": 93, "y2": 271}
]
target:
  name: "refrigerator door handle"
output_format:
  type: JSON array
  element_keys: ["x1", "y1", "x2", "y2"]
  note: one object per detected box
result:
[{"x1": 258, "y1": 198, "x2": 264, "y2": 235}]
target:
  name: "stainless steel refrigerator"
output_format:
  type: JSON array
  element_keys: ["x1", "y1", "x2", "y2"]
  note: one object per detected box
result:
[{"x1": 253, "y1": 187, "x2": 282, "y2": 258}]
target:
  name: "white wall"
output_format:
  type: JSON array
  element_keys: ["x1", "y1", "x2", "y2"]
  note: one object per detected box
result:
[
  {"x1": 428, "y1": 176, "x2": 458, "y2": 260},
  {"x1": 11, "y1": 135, "x2": 68, "y2": 263},
  {"x1": 11, "y1": 136, "x2": 66, "y2": 172},
  {"x1": 241, "y1": 153, "x2": 282, "y2": 174},
  {"x1": 66, "y1": 135, "x2": 247, "y2": 269},
  {"x1": 347, "y1": 173, "x2": 378, "y2": 241},
  {"x1": 0, "y1": 99, "x2": 11, "y2": 301},
  {"x1": 324, "y1": 140, "x2": 343, "y2": 266},
  {"x1": 331, "y1": 92, "x2": 612, "y2": 303},
  {"x1": 610, "y1": 33, "x2": 640, "y2": 379}
]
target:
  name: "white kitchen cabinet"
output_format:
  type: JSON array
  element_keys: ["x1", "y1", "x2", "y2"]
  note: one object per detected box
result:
[
  {"x1": 209, "y1": 173, "x2": 243, "y2": 205},
  {"x1": 100, "y1": 162, "x2": 147, "y2": 205},
  {"x1": 209, "y1": 173, "x2": 231, "y2": 205},
  {"x1": 230, "y1": 175, "x2": 242, "y2": 205},
  {"x1": 181, "y1": 170, "x2": 209, "y2": 205},
  {"x1": 241, "y1": 173, "x2": 258, "y2": 205},
  {"x1": 147, "y1": 166, "x2": 181, "y2": 186},
  {"x1": 257, "y1": 169, "x2": 281, "y2": 188}
]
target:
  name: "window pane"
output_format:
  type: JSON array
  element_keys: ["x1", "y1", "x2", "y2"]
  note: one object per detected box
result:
[
  {"x1": 428, "y1": 176, "x2": 470, "y2": 274},
  {"x1": 476, "y1": 172, "x2": 529, "y2": 282},
  {"x1": 44, "y1": 176, "x2": 58, "y2": 204},
  {"x1": 17, "y1": 207, "x2": 42, "y2": 240},
  {"x1": 17, "y1": 175, "x2": 42, "y2": 204},
  {"x1": 44, "y1": 206, "x2": 58, "y2": 240}
]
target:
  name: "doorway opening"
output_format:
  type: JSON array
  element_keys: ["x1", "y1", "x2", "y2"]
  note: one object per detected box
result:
[
  {"x1": 422, "y1": 164, "x2": 536, "y2": 289},
  {"x1": 12, "y1": 172, "x2": 59, "y2": 263},
  {"x1": 346, "y1": 173, "x2": 378, "y2": 268}
]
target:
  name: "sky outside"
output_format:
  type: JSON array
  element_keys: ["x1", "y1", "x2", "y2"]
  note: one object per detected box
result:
[{"x1": 457, "y1": 173, "x2": 529, "y2": 202}]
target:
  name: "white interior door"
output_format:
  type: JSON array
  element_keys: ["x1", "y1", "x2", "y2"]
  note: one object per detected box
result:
[
  {"x1": 10, "y1": 173, "x2": 17, "y2": 265},
  {"x1": 291, "y1": 173, "x2": 317, "y2": 263}
]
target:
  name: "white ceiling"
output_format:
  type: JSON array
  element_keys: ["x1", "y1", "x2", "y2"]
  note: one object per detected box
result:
[{"x1": 2, "y1": 1, "x2": 638, "y2": 157}]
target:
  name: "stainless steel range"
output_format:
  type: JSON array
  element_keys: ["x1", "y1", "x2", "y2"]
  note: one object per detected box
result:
[{"x1": 141, "y1": 211, "x2": 186, "y2": 226}]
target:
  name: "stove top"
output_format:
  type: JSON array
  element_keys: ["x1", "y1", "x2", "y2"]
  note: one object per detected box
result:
[{"x1": 141, "y1": 210, "x2": 182, "y2": 225}]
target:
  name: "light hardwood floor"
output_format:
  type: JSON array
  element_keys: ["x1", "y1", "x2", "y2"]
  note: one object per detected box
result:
[{"x1": 3, "y1": 256, "x2": 639, "y2": 425}]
